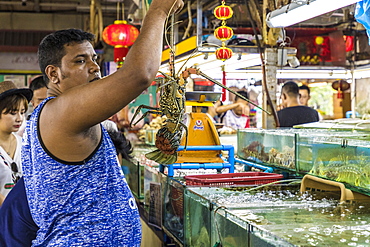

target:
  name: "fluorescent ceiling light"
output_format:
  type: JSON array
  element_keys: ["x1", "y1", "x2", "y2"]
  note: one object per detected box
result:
[
  {"x1": 266, "y1": 0, "x2": 360, "y2": 28},
  {"x1": 239, "y1": 68, "x2": 352, "y2": 79},
  {"x1": 276, "y1": 69, "x2": 351, "y2": 79},
  {"x1": 199, "y1": 53, "x2": 261, "y2": 73},
  {"x1": 353, "y1": 67, "x2": 370, "y2": 79}
]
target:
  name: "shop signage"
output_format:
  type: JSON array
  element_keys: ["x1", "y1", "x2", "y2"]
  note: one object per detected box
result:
[{"x1": 0, "y1": 52, "x2": 40, "y2": 71}]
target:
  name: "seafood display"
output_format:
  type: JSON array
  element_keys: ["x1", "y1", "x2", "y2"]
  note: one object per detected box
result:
[
  {"x1": 237, "y1": 129, "x2": 370, "y2": 194},
  {"x1": 188, "y1": 186, "x2": 370, "y2": 247},
  {"x1": 238, "y1": 129, "x2": 296, "y2": 170},
  {"x1": 297, "y1": 134, "x2": 370, "y2": 193},
  {"x1": 309, "y1": 154, "x2": 370, "y2": 189}
]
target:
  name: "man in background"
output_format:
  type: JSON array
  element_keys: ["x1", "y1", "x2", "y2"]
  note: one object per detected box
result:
[
  {"x1": 299, "y1": 84, "x2": 324, "y2": 120},
  {"x1": 29, "y1": 76, "x2": 47, "y2": 110},
  {"x1": 17, "y1": 76, "x2": 48, "y2": 136},
  {"x1": 278, "y1": 81, "x2": 319, "y2": 127}
]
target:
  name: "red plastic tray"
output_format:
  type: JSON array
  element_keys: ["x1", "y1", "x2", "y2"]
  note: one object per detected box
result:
[{"x1": 184, "y1": 172, "x2": 283, "y2": 187}]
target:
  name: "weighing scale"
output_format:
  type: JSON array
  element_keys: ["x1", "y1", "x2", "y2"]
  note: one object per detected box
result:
[
  {"x1": 177, "y1": 91, "x2": 223, "y2": 163},
  {"x1": 159, "y1": 91, "x2": 235, "y2": 176}
]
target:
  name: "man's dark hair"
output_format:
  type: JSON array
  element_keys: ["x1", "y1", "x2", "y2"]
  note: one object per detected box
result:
[
  {"x1": 29, "y1": 76, "x2": 47, "y2": 92},
  {"x1": 235, "y1": 90, "x2": 249, "y2": 101},
  {"x1": 299, "y1": 85, "x2": 310, "y2": 95},
  {"x1": 282, "y1": 81, "x2": 299, "y2": 97},
  {"x1": 38, "y1": 29, "x2": 95, "y2": 85}
]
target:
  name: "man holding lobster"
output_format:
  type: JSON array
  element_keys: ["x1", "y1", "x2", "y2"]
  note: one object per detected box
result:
[{"x1": 0, "y1": 0, "x2": 184, "y2": 246}]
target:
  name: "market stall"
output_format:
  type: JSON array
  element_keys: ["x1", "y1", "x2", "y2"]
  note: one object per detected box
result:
[{"x1": 123, "y1": 119, "x2": 370, "y2": 246}]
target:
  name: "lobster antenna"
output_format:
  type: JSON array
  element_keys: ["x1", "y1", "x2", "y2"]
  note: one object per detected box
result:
[
  {"x1": 176, "y1": 42, "x2": 222, "y2": 77},
  {"x1": 169, "y1": 14, "x2": 175, "y2": 79}
]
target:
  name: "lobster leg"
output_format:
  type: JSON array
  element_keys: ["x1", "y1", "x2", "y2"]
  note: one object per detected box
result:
[
  {"x1": 130, "y1": 105, "x2": 161, "y2": 127},
  {"x1": 179, "y1": 121, "x2": 188, "y2": 149}
]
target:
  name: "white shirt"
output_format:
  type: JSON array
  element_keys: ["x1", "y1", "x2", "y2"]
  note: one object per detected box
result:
[
  {"x1": 0, "y1": 133, "x2": 22, "y2": 197},
  {"x1": 222, "y1": 110, "x2": 248, "y2": 130}
]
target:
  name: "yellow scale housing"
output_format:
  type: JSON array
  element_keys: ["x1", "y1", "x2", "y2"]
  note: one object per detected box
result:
[{"x1": 176, "y1": 92, "x2": 224, "y2": 164}]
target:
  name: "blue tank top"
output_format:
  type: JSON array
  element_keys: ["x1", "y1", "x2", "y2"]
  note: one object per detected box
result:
[{"x1": 22, "y1": 97, "x2": 142, "y2": 246}]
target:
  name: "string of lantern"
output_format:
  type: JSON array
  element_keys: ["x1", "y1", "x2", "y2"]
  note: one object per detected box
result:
[{"x1": 214, "y1": 0, "x2": 234, "y2": 61}]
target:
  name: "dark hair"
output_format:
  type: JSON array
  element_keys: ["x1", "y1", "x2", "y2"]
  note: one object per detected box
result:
[
  {"x1": 38, "y1": 29, "x2": 95, "y2": 84},
  {"x1": 29, "y1": 76, "x2": 47, "y2": 92},
  {"x1": 0, "y1": 94, "x2": 29, "y2": 118},
  {"x1": 107, "y1": 129, "x2": 133, "y2": 160},
  {"x1": 282, "y1": 81, "x2": 299, "y2": 97},
  {"x1": 299, "y1": 85, "x2": 310, "y2": 95},
  {"x1": 235, "y1": 90, "x2": 249, "y2": 102}
]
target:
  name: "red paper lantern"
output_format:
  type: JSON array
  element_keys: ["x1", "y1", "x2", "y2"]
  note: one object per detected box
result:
[
  {"x1": 215, "y1": 47, "x2": 233, "y2": 61},
  {"x1": 214, "y1": 26, "x2": 234, "y2": 41},
  {"x1": 103, "y1": 20, "x2": 139, "y2": 67},
  {"x1": 102, "y1": 20, "x2": 139, "y2": 47},
  {"x1": 214, "y1": 3, "x2": 233, "y2": 20},
  {"x1": 113, "y1": 46, "x2": 129, "y2": 64},
  {"x1": 344, "y1": 35, "x2": 354, "y2": 52}
]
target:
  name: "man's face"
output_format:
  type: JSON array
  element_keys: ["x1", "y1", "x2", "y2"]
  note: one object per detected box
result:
[
  {"x1": 299, "y1": 89, "x2": 310, "y2": 106},
  {"x1": 31, "y1": 87, "x2": 47, "y2": 108},
  {"x1": 233, "y1": 98, "x2": 250, "y2": 116},
  {"x1": 56, "y1": 41, "x2": 101, "y2": 92}
]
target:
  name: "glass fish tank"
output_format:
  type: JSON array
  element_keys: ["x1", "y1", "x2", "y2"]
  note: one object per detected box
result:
[
  {"x1": 296, "y1": 133, "x2": 370, "y2": 195},
  {"x1": 183, "y1": 189, "x2": 213, "y2": 246},
  {"x1": 186, "y1": 185, "x2": 300, "y2": 246},
  {"x1": 237, "y1": 129, "x2": 296, "y2": 171},
  {"x1": 124, "y1": 145, "x2": 157, "y2": 201},
  {"x1": 121, "y1": 158, "x2": 143, "y2": 199},
  {"x1": 163, "y1": 177, "x2": 186, "y2": 244},
  {"x1": 294, "y1": 119, "x2": 370, "y2": 132},
  {"x1": 184, "y1": 186, "x2": 253, "y2": 247},
  {"x1": 187, "y1": 184, "x2": 370, "y2": 246}
]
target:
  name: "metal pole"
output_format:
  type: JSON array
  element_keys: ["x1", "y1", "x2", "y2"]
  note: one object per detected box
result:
[
  {"x1": 263, "y1": 48, "x2": 278, "y2": 129},
  {"x1": 196, "y1": 0, "x2": 203, "y2": 48}
]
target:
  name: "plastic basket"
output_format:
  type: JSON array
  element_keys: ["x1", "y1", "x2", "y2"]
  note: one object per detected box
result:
[
  {"x1": 184, "y1": 172, "x2": 284, "y2": 187},
  {"x1": 300, "y1": 175, "x2": 370, "y2": 203}
]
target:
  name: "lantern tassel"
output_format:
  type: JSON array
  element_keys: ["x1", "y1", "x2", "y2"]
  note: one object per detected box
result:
[{"x1": 222, "y1": 65, "x2": 226, "y2": 101}]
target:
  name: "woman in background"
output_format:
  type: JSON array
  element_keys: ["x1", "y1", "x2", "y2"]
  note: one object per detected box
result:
[{"x1": 0, "y1": 81, "x2": 32, "y2": 205}]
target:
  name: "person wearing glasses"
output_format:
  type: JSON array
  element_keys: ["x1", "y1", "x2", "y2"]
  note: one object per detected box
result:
[
  {"x1": 0, "y1": 81, "x2": 32, "y2": 205},
  {"x1": 0, "y1": 0, "x2": 184, "y2": 246}
]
